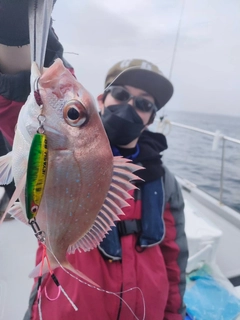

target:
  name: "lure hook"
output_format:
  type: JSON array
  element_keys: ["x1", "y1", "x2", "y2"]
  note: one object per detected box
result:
[
  {"x1": 37, "y1": 113, "x2": 46, "y2": 133},
  {"x1": 29, "y1": 218, "x2": 46, "y2": 243}
]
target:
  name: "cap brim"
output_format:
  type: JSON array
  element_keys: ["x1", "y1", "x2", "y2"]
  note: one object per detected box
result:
[{"x1": 106, "y1": 69, "x2": 173, "y2": 110}]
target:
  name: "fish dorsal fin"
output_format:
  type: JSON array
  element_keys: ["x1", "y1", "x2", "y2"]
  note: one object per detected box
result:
[
  {"x1": 67, "y1": 156, "x2": 144, "y2": 254},
  {"x1": 0, "y1": 152, "x2": 13, "y2": 184}
]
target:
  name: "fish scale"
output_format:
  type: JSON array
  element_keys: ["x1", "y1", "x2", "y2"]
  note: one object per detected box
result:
[{"x1": 0, "y1": 59, "x2": 143, "y2": 286}]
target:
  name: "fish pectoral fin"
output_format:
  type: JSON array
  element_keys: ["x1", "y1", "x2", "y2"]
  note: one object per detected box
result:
[
  {"x1": 0, "y1": 151, "x2": 13, "y2": 184},
  {"x1": 29, "y1": 258, "x2": 100, "y2": 288},
  {"x1": 8, "y1": 202, "x2": 28, "y2": 224}
]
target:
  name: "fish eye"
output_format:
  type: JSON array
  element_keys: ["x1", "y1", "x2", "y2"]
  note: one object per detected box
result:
[{"x1": 63, "y1": 99, "x2": 88, "y2": 127}]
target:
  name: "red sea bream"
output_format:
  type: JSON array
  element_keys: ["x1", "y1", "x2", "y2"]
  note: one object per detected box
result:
[{"x1": 0, "y1": 59, "x2": 142, "y2": 283}]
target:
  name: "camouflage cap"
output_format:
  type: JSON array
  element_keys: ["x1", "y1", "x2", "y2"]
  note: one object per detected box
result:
[{"x1": 104, "y1": 59, "x2": 173, "y2": 110}]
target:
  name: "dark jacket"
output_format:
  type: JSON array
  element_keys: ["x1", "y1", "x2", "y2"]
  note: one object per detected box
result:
[{"x1": 0, "y1": 26, "x2": 73, "y2": 145}]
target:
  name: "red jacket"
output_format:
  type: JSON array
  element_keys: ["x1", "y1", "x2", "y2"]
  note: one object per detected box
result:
[
  {"x1": 24, "y1": 166, "x2": 188, "y2": 320},
  {"x1": 0, "y1": 72, "x2": 29, "y2": 145}
]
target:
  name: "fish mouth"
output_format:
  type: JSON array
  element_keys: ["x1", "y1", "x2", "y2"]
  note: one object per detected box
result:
[
  {"x1": 45, "y1": 126, "x2": 61, "y2": 136},
  {"x1": 44, "y1": 126, "x2": 68, "y2": 150}
]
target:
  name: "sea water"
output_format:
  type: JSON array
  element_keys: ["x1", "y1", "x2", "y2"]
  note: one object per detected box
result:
[{"x1": 153, "y1": 111, "x2": 240, "y2": 213}]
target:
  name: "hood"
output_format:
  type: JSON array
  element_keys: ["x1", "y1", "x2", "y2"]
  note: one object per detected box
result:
[{"x1": 134, "y1": 130, "x2": 168, "y2": 182}]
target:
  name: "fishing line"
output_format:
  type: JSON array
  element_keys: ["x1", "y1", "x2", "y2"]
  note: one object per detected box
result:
[
  {"x1": 44, "y1": 284, "x2": 61, "y2": 301},
  {"x1": 33, "y1": 0, "x2": 38, "y2": 63},
  {"x1": 42, "y1": 173, "x2": 146, "y2": 319},
  {"x1": 30, "y1": 64, "x2": 145, "y2": 318},
  {"x1": 44, "y1": 244, "x2": 146, "y2": 320},
  {"x1": 39, "y1": 239, "x2": 79, "y2": 311},
  {"x1": 160, "y1": 0, "x2": 186, "y2": 121},
  {"x1": 39, "y1": 205, "x2": 79, "y2": 312},
  {"x1": 38, "y1": 293, "x2": 43, "y2": 320}
]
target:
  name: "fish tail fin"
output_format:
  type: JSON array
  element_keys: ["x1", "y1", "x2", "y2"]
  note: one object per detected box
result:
[{"x1": 29, "y1": 257, "x2": 99, "y2": 288}]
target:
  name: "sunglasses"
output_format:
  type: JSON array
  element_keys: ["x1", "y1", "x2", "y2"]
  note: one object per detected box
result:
[{"x1": 104, "y1": 86, "x2": 158, "y2": 114}]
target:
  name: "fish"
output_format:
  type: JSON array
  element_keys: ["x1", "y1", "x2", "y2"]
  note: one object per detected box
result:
[{"x1": 0, "y1": 58, "x2": 142, "y2": 285}]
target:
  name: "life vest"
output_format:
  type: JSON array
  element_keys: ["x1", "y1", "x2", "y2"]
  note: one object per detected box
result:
[{"x1": 98, "y1": 177, "x2": 165, "y2": 260}]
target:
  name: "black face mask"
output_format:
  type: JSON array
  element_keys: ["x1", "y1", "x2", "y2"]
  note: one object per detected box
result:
[{"x1": 101, "y1": 104, "x2": 145, "y2": 146}]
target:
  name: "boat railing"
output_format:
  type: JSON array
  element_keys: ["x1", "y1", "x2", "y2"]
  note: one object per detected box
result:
[{"x1": 153, "y1": 118, "x2": 240, "y2": 206}]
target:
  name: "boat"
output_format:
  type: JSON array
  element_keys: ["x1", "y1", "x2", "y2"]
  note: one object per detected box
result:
[
  {"x1": 0, "y1": 212, "x2": 37, "y2": 320},
  {"x1": 151, "y1": 117, "x2": 240, "y2": 319},
  {"x1": 152, "y1": 118, "x2": 240, "y2": 278}
]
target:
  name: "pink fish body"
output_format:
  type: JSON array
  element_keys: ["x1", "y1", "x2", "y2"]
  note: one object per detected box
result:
[{"x1": 0, "y1": 59, "x2": 141, "y2": 283}]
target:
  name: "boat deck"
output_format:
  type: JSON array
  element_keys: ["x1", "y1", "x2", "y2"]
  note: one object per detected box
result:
[
  {"x1": 0, "y1": 219, "x2": 37, "y2": 320},
  {"x1": 180, "y1": 178, "x2": 240, "y2": 281}
]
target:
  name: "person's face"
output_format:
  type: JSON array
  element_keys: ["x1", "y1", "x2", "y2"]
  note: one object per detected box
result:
[{"x1": 98, "y1": 85, "x2": 155, "y2": 126}]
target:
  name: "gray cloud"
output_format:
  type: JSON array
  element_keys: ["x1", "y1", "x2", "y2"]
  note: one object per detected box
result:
[{"x1": 53, "y1": 0, "x2": 240, "y2": 117}]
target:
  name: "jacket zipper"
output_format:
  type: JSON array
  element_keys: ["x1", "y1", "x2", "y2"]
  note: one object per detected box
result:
[{"x1": 116, "y1": 283, "x2": 123, "y2": 320}]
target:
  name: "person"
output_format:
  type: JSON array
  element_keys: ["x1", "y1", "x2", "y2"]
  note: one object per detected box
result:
[
  {"x1": 0, "y1": 0, "x2": 73, "y2": 217},
  {"x1": 0, "y1": 0, "x2": 73, "y2": 146},
  {"x1": 24, "y1": 59, "x2": 188, "y2": 320}
]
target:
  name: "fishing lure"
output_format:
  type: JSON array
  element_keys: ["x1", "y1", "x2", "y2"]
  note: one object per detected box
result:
[
  {"x1": 25, "y1": 132, "x2": 78, "y2": 312},
  {"x1": 25, "y1": 132, "x2": 48, "y2": 221}
]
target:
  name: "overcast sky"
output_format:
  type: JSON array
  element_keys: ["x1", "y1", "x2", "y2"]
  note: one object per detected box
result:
[{"x1": 52, "y1": 0, "x2": 240, "y2": 117}]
